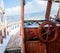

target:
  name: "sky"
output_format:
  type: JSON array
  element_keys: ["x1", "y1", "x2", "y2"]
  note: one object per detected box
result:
[
  {"x1": 4, "y1": 0, "x2": 20, "y2": 8},
  {"x1": 3, "y1": 0, "x2": 59, "y2": 17}
]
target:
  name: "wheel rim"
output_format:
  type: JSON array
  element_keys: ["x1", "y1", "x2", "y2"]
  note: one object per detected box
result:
[{"x1": 38, "y1": 21, "x2": 57, "y2": 43}]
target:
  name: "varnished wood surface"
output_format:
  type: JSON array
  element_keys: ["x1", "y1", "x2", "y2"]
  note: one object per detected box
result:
[
  {"x1": 24, "y1": 26, "x2": 60, "y2": 53},
  {"x1": 25, "y1": 41, "x2": 46, "y2": 53},
  {"x1": 45, "y1": 0, "x2": 52, "y2": 19}
]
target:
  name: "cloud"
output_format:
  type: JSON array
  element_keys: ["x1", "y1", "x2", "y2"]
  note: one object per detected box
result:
[
  {"x1": 5, "y1": 6, "x2": 21, "y2": 16},
  {"x1": 24, "y1": 0, "x2": 48, "y2": 13},
  {"x1": 35, "y1": 0, "x2": 47, "y2": 4},
  {"x1": 5, "y1": 0, "x2": 48, "y2": 16},
  {"x1": 50, "y1": 2, "x2": 59, "y2": 17},
  {"x1": 5, "y1": 0, "x2": 59, "y2": 16},
  {"x1": 51, "y1": 2, "x2": 59, "y2": 10}
]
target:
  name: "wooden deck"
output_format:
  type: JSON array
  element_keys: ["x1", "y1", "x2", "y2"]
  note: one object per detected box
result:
[{"x1": 7, "y1": 30, "x2": 22, "y2": 50}]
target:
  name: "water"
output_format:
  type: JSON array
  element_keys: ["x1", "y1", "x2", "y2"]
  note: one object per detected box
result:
[
  {"x1": 6, "y1": 15, "x2": 20, "y2": 23},
  {"x1": 6, "y1": 13, "x2": 44, "y2": 23},
  {"x1": 6, "y1": 10, "x2": 57, "y2": 24}
]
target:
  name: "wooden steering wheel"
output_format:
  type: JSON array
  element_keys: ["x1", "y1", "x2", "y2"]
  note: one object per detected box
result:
[{"x1": 38, "y1": 21, "x2": 57, "y2": 43}]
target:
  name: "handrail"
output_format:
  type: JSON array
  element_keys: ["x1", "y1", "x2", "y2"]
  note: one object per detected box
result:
[
  {"x1": 6, "y1": 21, "x2": 20, "y2": 33},
  {"x1": 0, "y1": 21, "x2": 20, "y2": 31},
  {"x1": 0, "y1": 21, "x2": 21, "y2": 53},
  {"x1": 7, "y1": 21, "x2": 20, "y2": 27}
]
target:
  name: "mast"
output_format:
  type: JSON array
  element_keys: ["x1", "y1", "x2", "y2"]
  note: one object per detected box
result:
[
  {"x1": 45, "y1": 0, "x2": 52, "y2": 20},
  {"x1": 0, "y1": 0, "x2": 5, "y2": 44},
  {"x1": 21, "y1": 0, "x2": 25, "y2": 53}
]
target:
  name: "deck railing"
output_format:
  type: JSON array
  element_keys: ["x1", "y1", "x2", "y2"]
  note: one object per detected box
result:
[
  {"x1": 0, "y1": 21, "x2": 21, "y2": 53},
  {"x1": 7, "y1": 21, "x2": 20, "y2": 34}
]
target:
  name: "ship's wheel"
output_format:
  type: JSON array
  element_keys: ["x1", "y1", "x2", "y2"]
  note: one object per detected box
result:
[{"x1": 38, "y1": 21, "x2": 57, "y2": 43}]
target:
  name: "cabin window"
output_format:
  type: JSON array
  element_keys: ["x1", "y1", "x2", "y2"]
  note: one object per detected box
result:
[
  {"x1": 24, "y1": 0, "x2": 48, "y2": 20},
  {"x1": 50, "y1": 2, "x2": 59, "y2": 18}
]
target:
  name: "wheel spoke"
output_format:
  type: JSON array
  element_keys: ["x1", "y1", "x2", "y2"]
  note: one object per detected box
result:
[
  {"x1": 42, "y1": 32, "x2": 47, "y2": 35},
  {"x1": 39, "y1": 21, "x2": 57, "y2": 43},
  {"x1": 46, "y1": 36, "x2": 48, "y2": 40},
  {"x1": 51, "y1": 29, "x2": 55, "y2": 32},
  {"x1": 48, "y1": 24, "x2": 50, "y2": 30},
  {"x1": 45, "y1": 28, "x2": 48, "y2": 31},
  {"x1": 46, "y1": 32, "x2": 49, "y2": 40}
]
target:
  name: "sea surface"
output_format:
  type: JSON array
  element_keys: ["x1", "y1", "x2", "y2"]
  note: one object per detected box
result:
[{"x1": 6, "y1": 10, "x2": 57, "y2": 23}]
